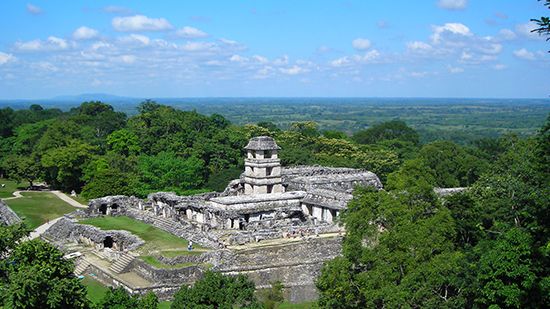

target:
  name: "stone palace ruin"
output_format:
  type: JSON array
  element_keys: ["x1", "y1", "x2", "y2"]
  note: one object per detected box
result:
[{"x1": 42, "y1": 136, "x2": 383, "y2": 301}]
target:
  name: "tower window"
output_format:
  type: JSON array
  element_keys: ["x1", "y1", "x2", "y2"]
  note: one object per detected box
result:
[
  {"x1": 266, "y1": 167, "x2": 273, "y2": 176},
  {"x1": 265, "y1": 151, "x2": 272, "y2": 158},
  {"x1": 267, "y1": 185, "x2": 273, "y2": 193}
]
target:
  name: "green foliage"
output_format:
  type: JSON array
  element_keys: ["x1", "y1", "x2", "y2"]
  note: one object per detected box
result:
[
  {"x1": 531, "y1": 0, "x2": 550, "y2": 49},
  {"x1": 257, "y1": 281, "x2": 285, "y2": 309},
  {"x1": 136, "y1": 152, "x2": 205, "y2": 196},
  {"x1": 353, "y1": 120, "x2": 419, "y2": 145},
  {"x1": 318, "y1": 186, "x2": 463, "y2": 308},
  {"x1": 95, "y1": 287, "x2": 139, "y2": 309},
  {"x1": 107, "y1": 129, "x2": 141, "y2": 156},
  {"x1": 171, "y1": 271, "x2": 261, "y2": 308},
  {"x1": 474, "y1": 228, "x2": 536, "y2": 308},
  {"x1": 1, "y1": 239, "x2": 89, "y2": 309}
]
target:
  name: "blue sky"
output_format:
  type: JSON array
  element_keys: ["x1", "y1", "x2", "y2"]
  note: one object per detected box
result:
[{"x1": 0, "y1": 0, "x2": 548, "y2": 99}]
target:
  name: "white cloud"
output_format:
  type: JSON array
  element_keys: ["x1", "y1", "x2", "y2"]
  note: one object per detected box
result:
[
  {"x1": 0, "y1": 52, "x2": 16, "y2": 65},
  {"x1": 252, "y1": 55, "x2": 269, "y2": 64},
  {"x1": 273, "y1": 55, "x2": 289, "y2": 66},
  {"x1": 431, "y1": 23, "x2": 472, "y2": 44},
  {"x1": 91, "y1": 41, "x2": 112, "y2": 50},
  {"x1": 176, "y1": 26, "x2": 208, "y2": 38},
  {"x1": 352, "y1": 38, "x2": 371, "y2": 50},
  {"x1": 498, "y1": 29, "x2": 517, "y2": 40},
  {"x1": 280, "y1": 65, "x2": 307, "y2": 75},
  {"x1": 119, "y1": 34, "x2": 151, "y2": 46},
  {"x1": 112, "y1": 15, "x2": 173, "y2": 32},
  {"x1": 330, "y1": 56, "x2": 351, "y2": 67},
  {"x1": 407, "y1": 41, "x2": 433, "y2": 52},
  {"x1": 73, "y1": 26, "x2": 99, "y2": 40},
  {"x1": 478, "y1": 43, "x2": 502, "y2": 55},
  {"x1": 229, "y1": 54, "x2": 248, "y2": 63},
  {"x1": 437, "y1": 0, "x2": 468, "y2": 10},
  {"x1": 181, "y1": 42, "x2": 214, "y2": 52},
  {"x1": 493, "y1": 64, "x2": 507, "y2": 70},
  {"x1": 120, "y1": 55, "x2": 136, "y2": 64},
  {"x1": 513, "y1": 48, "x2": 535, "y2": 60},
  {"x1": 15, "y1": 36, "x2": 68, "y2": 51},
  {"x1": 448, "y1": 66, "x2": 464, "y2": 73},
  {"x1": 47, "y1": 36, "x2": 68, "y2": 49},
  {"x1": 26, "y1": 3, "x2": 42, "y2": 15},
  {"x1": 358, "y1": 49, "x2": 381, "y2": 63}
]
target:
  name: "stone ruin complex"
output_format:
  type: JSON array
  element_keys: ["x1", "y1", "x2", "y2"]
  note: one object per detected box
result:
[{"x1": 42, "y1": 136, "x2": 384, "y2": 302}]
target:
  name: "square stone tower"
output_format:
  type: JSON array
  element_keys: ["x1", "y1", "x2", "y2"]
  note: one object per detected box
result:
[{"x1": 244, "y1": 136, "x2": 285, "y2": 195}]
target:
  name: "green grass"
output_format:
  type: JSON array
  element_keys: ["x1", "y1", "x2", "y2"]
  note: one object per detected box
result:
[
  {"x1": 158, "y1": 301, "x2": 172, "y2": 309},
  {"x1": 79, "y1": 216, "x2": 204, "y2": 256},
  {"x1": 0, "y1": 178, "x2": 25, "y2": 198},
  {"x1": 71, "y1": 195, "x2": 89, "y2": 206},
  {"x1": 6, "y1": 192, "x2": 76, "y2": 229},
  {"x1": 81, "y1": 276, "x2": 109, "y2": 304}
]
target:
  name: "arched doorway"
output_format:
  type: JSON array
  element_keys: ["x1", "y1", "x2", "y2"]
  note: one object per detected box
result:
[{"x1": 103, "y1": 236, "x2": 113, "y2": 248}]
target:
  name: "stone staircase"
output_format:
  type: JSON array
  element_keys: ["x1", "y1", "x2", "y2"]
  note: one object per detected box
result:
[
  {"x1": 74, "y1": 260, "x2": 90, "y2": 275},
  {"x1": 109, "y1": 253, "x2": 135, "y2": 274}
]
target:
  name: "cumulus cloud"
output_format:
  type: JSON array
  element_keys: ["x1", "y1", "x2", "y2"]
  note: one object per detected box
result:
[
  {"x1": 513, "y1": 48, "x2": 535, "y2": 60},
  {"x1": 0, "y1": 52, "x2": 16, "y2": 65},
  {"x1": 176, "y1": 26, "x2": 208, "y2": 38},
  {"x1": 252, "y1": 55, "x2": 269, "y2": 64},
  {"x1": 112, "y1": 15, "x2": 173, "y2": 32},
  {"x1": 73, "y1": 26, "x2": 99, "y2": 40},
  {"x1": 407, "y1": 41, "x2": 433, "y2": 52},
  {"x1": 229, "y1": 54, "x2": 248, "y2": 63},
  {"x1": 448, "y1": 66, "x2": 464, "y2": 73},
  {"x1": 280, "y1": 65, "x2": 307, "y2": 75},
  {"x1": 431, "y1": 23, "x2": 472, "y2": 44},
  {"x1": 15, "y1": 36, "x2": 68, "y2": 51},
  {"x1": 437, "y1": 0, "x2": 468, "y2": 10},
  {"x1": 26, "y1": 3, "x2": 42, "y2": 15},
  {"x1": 499, "y1": 29, "x2": 517, "y2": 40},
  {"x1": 119, "y1": 34, "x2": 151, "y2": 46},
  {"x1": 181, "y1": 42, "x2": 215, "y2": 52},
  {"x1": 352, "y1": 38, "x2": 371, "y2": 50},
  {"x1": 493, "y1": 64, "x2": 507, "y2": 70}
]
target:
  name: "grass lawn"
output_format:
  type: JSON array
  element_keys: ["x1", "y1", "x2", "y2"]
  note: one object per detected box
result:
[
  {"x1": 81, "y1": 276, "x2": 109, "y2": 304},
  {"x1": 6, "y1": 192, "x2": 76, "y2": 229},
  {"x1": 79, "y1": 216, "x2": 205, "y2": 260},
  {"x1": 71, "y1": 195, "x2": 89, "y2": 206},
  {"x1": 158, "y1": 301, "x2": 172, "y2": 309},
  {"x1": 0, "y1": 178, "x2": 25, "y2": 198}
]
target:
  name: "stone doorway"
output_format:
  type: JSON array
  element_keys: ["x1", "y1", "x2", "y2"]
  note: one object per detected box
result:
[{"x1": 103, "y1": 236, "x2": 114, "y2": 248}]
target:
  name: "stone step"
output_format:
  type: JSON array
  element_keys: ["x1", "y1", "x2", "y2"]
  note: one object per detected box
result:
[
  {"x1": 74, "y1": 260, "x2": 90, "y2": 275},
  {"x1": 109, "y1": 253, "x2": 135, "y2": 274}
]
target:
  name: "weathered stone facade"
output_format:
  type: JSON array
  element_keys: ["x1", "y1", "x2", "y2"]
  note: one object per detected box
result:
[{"x1": 0, "y1": 200, "x2": 21, "y2": 226}]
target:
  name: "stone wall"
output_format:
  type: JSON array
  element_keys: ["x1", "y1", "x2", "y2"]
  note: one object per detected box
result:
[
  {"x1": 132, "y1": 259, "x2": 204, "y2": 285},
  {"x1": 0, "y1": 200, "x2": 21, "y2": 226},
  {"x1": 217, "y1": 237, "x2": 343, "y2": 302},
  {"x1": 43, "y1": 217, "x2": 145, "y2": 252}
]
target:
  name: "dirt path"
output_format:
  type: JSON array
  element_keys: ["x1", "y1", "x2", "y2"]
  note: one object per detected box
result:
[
  {"x1": 28, "y1": 217, "x2": 63, "y2": 240},
  {"x1": 3, "y1": 190, "x2": 87, "y2": 240}
]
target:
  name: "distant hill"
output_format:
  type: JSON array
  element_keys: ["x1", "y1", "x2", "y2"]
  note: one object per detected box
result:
[{"x1": 51, "y1": 93, "x2": 142, "y2": 102}]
